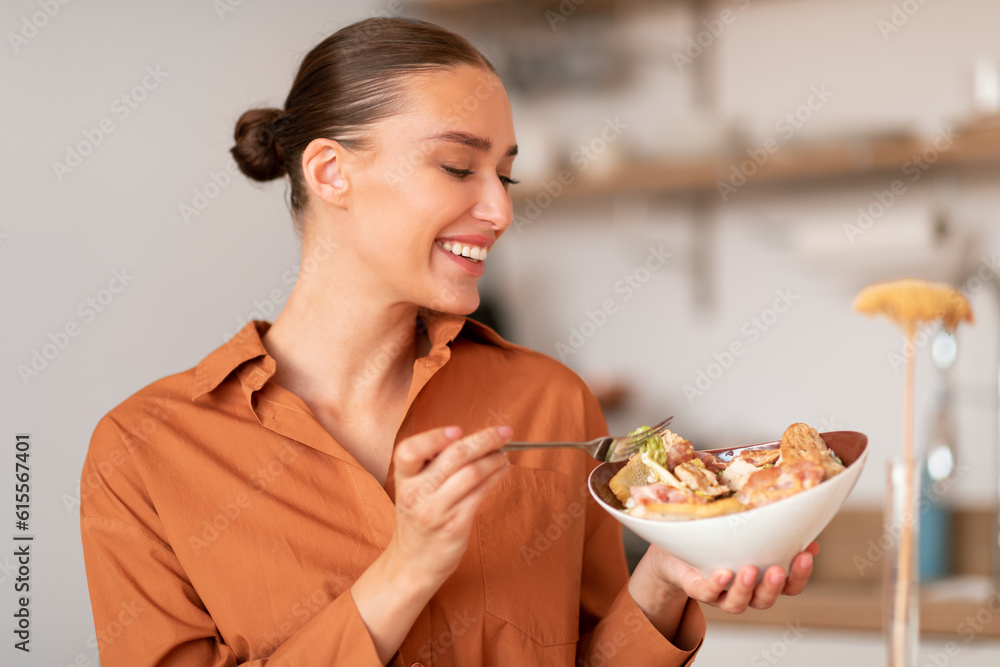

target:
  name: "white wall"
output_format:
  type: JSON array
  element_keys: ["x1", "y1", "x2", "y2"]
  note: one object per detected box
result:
[{"x1": 4, "y1": 0, "x2": 1000, "y2": 664}]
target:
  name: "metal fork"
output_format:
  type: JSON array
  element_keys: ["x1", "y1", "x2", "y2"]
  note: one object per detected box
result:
[{"x1": 499, "y1": 417, "x2": 674, "y2": 463}]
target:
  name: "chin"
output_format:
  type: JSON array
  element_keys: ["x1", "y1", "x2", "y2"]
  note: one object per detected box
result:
[
  {"x1": 424, "y1": 288, "x2": 480, "y2": 315},
  {"x1": 443, "y1": 299, "x2": 481, "y2": 317}
]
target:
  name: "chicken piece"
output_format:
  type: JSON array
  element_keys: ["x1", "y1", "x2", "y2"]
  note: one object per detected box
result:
[
  {"x1": 739, "y1": 448, "x2": 780, "y2": 467},
  {"x1": 628, "y1": 483, "x2": 699, "y2": 508},
  {"x1": 720, "y1": 458, "x2": 758, "y2": 492},
  {"x1": 720, "y1": 448, "x2": 781, "y2": 492},
  {"x1": 695, "y1": 450, "x2": 727, "y2": 474},
  {"x1": 674, "y1": 459, "x2": 730, "y2": 499},
  {"x1": 647, "y1": 429, "x2": 696, "y2": 471},
  {"x1": 639, "y1": 452, "x2": 690, "y2": 492},
  {"x1": 737, "y1": 461, "x2": 825, "y2": 508},
  {"x1": 663, "y1": 431, "x2": 696, "y2": 469},
  {"x1": 780, "y1": 423, "x2": 844, "y2": 480}
]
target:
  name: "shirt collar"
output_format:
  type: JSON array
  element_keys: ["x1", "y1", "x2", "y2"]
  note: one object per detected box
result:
[
  {"x1": 191, "y1": 308, "x2": 514, "y2": 400},
  {"x1": 192, "y1": 321, "x2": 272, "y2": 399},
  {"x1": 417, "y1": 306, "x2": 518, "y2": 353}
]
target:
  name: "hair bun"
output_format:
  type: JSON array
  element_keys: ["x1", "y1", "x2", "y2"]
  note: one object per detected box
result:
[{"x1": 231, "y1": 107, "x2": 288, "y2": 181}]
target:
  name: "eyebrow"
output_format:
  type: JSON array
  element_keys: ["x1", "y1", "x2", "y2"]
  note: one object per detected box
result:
[{"x1": 427, "y1": 131, "x2": 518, "y2": 157}]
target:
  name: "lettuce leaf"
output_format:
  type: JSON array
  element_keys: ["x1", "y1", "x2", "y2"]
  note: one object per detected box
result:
[{"x1": 629, "y1": 425, "x2": 668, "y2": 467}]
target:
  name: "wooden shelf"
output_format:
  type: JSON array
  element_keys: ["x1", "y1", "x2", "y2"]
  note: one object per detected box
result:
[
  {"x1": 414, "y1": 0, "x2": 1000, "y2": 203},
  {"x1": 514, "y1": 118, "x2": 1000, "y2": 203},
  {"x1": 702, "y1": 580, "x2": 1000, "y2": 638},
  {"x1": 625, "y1": 507, "x2": 1000, "y2": 637},
  {"x1": 414, "y1": 0, "x2": 717, "y2": 13},
  {"x1": 704, "y1": 507, "x2": 1000, "y2": 637}
]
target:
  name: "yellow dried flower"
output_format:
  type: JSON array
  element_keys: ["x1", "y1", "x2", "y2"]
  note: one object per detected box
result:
[{"x1": 853, "y1": 278, "x2": 973, "y2": 333}]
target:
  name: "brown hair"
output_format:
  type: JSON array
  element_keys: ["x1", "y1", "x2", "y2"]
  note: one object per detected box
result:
[{"x1": 230, "y1": 17, "x2": 496, "y2": 227}]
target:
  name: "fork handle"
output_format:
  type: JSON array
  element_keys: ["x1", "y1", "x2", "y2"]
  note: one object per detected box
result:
[{"x1": 500, "y1": 442, "x2": 591, "y2": 452}]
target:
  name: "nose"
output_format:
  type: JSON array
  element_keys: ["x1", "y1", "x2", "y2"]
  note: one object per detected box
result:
[{"x1": 471, "y1": 173, "x2": 513, "y2": 233}]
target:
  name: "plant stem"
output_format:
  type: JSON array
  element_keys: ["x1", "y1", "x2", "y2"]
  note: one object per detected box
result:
[{"x1": 892, "y1": 326, "x2": 917, "y2": 666}]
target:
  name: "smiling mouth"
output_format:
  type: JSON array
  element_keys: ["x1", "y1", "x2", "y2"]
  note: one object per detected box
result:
[{"x1": 436, "y1": 240, "x2": 490, "y2": 263}]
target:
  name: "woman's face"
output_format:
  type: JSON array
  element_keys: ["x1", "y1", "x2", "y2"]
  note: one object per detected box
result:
[{"x1": 343, "y1": 65, "x2": 517, "y2": 315}]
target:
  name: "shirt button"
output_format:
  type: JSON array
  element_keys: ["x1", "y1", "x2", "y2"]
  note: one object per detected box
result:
[{"x1": 410, "y1": 663, "x2": 425, "y2": 667}]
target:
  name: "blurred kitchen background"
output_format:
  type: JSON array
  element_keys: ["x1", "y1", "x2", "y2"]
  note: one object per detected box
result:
[
  {"x1": 3, "y1": 0, "x2": 1000, "y2": 664},
  {"x1": 434, "y1": 2, "x2": 1000, "y2": 659}
]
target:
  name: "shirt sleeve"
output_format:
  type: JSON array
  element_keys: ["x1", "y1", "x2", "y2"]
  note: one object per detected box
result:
[
  {"x1": 80, "y1": 416, "x2": 384, "y2": 667},
  {"x1": 574, "y1": 388, "x2": 705, "y2": 666}
]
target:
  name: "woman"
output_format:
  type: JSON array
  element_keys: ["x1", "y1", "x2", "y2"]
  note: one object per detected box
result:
[{"x1": 80, "y1": 17, "x2": 817, "y2": 666}]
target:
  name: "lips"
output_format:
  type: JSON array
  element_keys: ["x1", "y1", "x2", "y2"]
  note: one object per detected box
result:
[
  {"x1": 433, "y1": 235, "x2": 493, "y2": 277},
  {"x1": 435, "y1": 240, "x2": 489, "y2": 263}
]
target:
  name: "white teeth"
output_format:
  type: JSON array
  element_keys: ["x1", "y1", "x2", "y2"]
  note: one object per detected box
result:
[{"x1": 437, "y1": 240, "x2": 489, "y2": 262}]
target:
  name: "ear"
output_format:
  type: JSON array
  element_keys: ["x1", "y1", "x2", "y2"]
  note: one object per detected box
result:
[{"x1": 301, "y1": 138, "x2": 350, "y2": 209}]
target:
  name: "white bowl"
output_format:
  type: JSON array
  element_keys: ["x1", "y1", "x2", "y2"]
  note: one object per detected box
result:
[{"x1": 589, "y1": 430, "x2": 869, "y2": 579}]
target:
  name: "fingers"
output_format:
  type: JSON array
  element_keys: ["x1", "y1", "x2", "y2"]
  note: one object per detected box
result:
[
  {"x1": 651, "y1": 542, "x2": 820, "y2": 615},
  {"x1": 687, "y1": 569, "x2": 732, "y2": 603},
  {"x1": 396, "y1": 426, "x2": 513, "y2": 515},
  {"x1": 745, "y1": 545, "x2": 817, "y2": 610},
  {"x1": 448, "y1": 456, "x2": 511, "y2": 523},
  {"x1": 713, "y1": 566, "x2": 758, "y2": 613},
  {"x1": 748, "y1": 566, "x2": 788, "y2": 609},
  {"x1": 647, "y1": 547, "x2": 750, "y2": 613},
  {"x1": 394, "y1": 425, "x2": 464, "y2": 479},
  {"x1": 421, "y1": 426, "x2": 511, "y2": 487},
  {"x1": 736, "y1": 548, "x2": 816, "y2": 611},
  {"x1": 781, "y1": 550, "x2": 815, "y2": 596},
  {"x1": 433, "y1": 450, "x2": 509, "y2": 510}
]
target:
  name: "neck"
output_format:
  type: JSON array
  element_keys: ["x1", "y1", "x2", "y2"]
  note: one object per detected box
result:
[{"x1": 261, "y1": 235, "x2": 433, "y2": 409}]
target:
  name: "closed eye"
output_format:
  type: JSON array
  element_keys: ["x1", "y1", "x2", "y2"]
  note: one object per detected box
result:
[
  {"x1": 443, "y1": 166, "x2": 520, "y2": 189},
  {"x1": 442, "y1": 166, "x2": 473, "y2": 179}
]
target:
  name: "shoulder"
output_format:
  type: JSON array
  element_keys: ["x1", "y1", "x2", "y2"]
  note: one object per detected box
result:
[
  {"x1": 87, "y1": 367, "x2": 196, "y2": 457},
  {"x1": 82, "y1": 368, "x2": 199, "y2": 528},
  {"x1": 452, "y1": 318, "x2": 607, "y2": 439},
  {"x1": 90, "y1": 321, "x2": 267, "y2": 446},
  {"x1": 455, "y1": 317, "x2": 590, "y2": 391},
  {"x1": 105, "y1": 367, "x2": 195, "y2": 426}
]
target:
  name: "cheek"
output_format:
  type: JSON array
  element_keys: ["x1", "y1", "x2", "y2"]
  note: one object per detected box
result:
[
  {"x1": 362, "y1": 171, "x2": 431, "y2": 222},
  {"x1": 356, "y1": 166, "x2": 472, "y2": 252},
  {"x1": 398, "y1": 183, "x2": 471, "y2": 234}
]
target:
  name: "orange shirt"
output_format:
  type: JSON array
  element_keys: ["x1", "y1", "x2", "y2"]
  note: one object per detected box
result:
[{"x1": 80, "y1": 310, "x2": 704, "y2": 666}]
